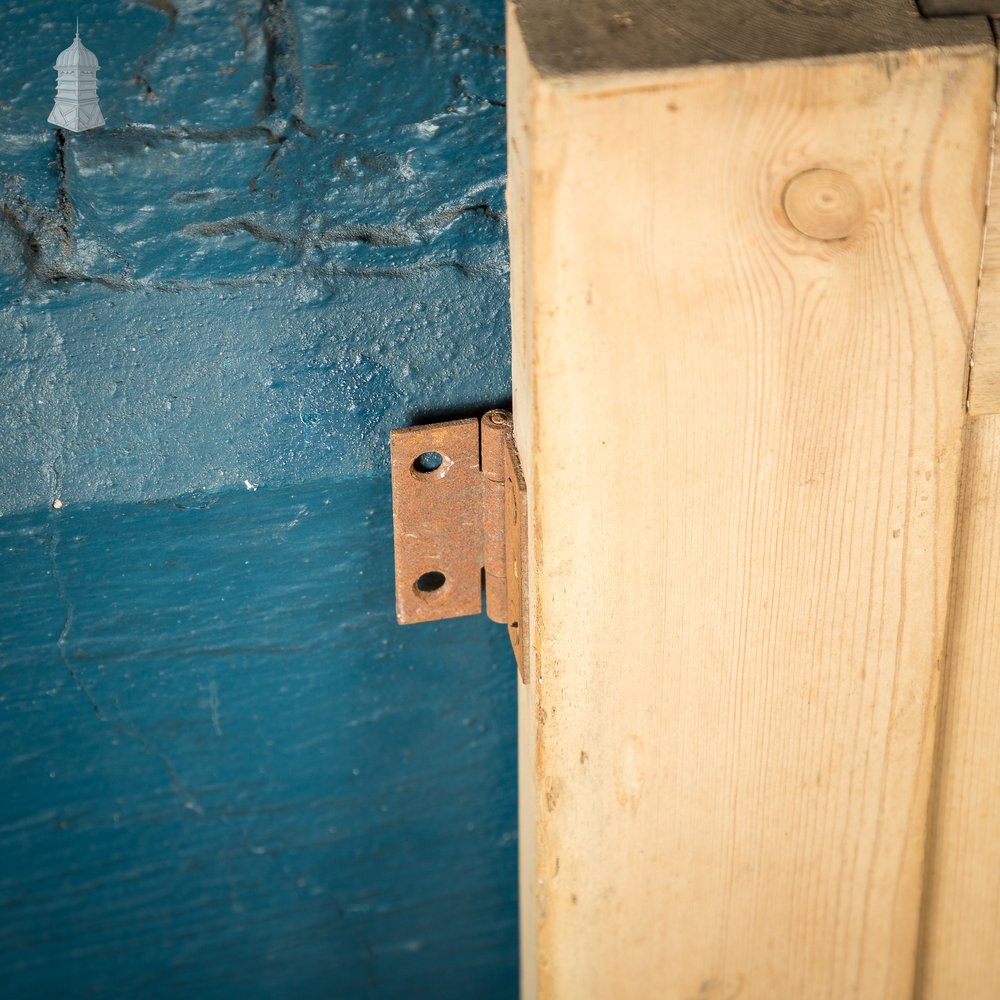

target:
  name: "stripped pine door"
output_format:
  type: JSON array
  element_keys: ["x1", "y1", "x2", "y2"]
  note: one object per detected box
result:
[{"x1": 506, "y1": 1, "x2": 997, "y2": 996}]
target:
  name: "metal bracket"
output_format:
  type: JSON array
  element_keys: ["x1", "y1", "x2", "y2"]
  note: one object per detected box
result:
[{"x1": 389, "y1": 409, "x2": 529, "y2": 682}]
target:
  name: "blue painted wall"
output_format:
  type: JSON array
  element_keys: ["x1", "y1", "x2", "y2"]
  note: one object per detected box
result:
[{"x1": 0, "y1": 2, "x2": 516, "y2": 996}]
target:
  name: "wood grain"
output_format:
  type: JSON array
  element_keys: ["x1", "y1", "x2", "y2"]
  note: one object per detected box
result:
[
  {"x1": 968, "y1": 51, "x2": 1000, "y2": 417},
  {"x1": 507, "y1": 4, "x2": 995, "y2": 996},
  {"x1": 918, "y1": 416, "x2": 1000, "y2": 998},
  {"x1": 507, "y1": 23, "x2": 541, "y2": 1000}
]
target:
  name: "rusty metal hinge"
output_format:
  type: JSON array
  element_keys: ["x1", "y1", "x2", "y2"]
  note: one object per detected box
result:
[{"x1": 389, "y1": 409, "x2": 529, "y2": 682}]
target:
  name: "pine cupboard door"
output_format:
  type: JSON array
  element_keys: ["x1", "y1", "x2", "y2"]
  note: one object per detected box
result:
[{"x1": 505, "y1": 1, "x2": 999, "y2": 997}]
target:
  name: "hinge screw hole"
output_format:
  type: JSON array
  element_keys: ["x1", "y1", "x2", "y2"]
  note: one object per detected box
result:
[
  {"x1": 412, "y1": 451, "x2": 451, "y2": 479},
  {"x1": 415, "y1": 571, "x2": 446, "y2": 594}
]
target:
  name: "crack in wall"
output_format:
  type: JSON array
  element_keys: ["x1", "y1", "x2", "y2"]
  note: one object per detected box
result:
[
  {"x1": 1, "y1": 201, "x2": 45, "y2": 279},
  {"x1": 139, "y1": 123, "x2": 283, "y2": 144},
  {"x1": 248, "y1": 137, "x2": 287, "y2": 193},
  {"x1": 129, "y1": 0, "x2": 179, "y2": 101},
  {"x1": 53, "y1": 131, "x2": 75, "y2": 250},
  {"x1": 0, "y1": 257, "x2": 492, "y2": 297},
  {"x1": 247, "y1": 0, "x2": 315, "y2": 193},
  {"x1": 132, "y1": 0, "x2": 178, "y2": 22},
  {"x1": 0, "y1": 241, "x2": 495, "y2": 295},
  {"x1": 183, "y1": 199, "x2": 505, "y2": 250},
  {"x1": 452, "y1": 73, "x2": 506, "y2": 109},
  {"x1": 0, "y1": 177, "x2": 74, "y2": 281},
  {"x1": 257, "y1": 0, "x2": 310, "y2": 134},
  {"x1": 47, "y1": 524, "x2": 205, "y2": 817}
]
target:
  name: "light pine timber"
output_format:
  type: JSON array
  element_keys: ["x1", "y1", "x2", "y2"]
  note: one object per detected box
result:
[
  {"x1": 918, "y1": 416, "x2": 1000, "y2": 999},
  {"x1": 968, "y1": 34, "x2": 1000, "y2": 417},
  {"x1": 507, "y1": 2, "x2": 995, "y2": 997}
]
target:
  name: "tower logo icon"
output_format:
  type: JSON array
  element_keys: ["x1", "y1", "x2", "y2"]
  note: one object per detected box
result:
[{"x1": 48, "y1": 21, "x2": 106, "y2": 133}]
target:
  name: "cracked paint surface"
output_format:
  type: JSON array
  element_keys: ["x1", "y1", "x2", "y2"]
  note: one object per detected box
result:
[{"x1": 0, "y1": 1, "x2": 516, "y2": 996}]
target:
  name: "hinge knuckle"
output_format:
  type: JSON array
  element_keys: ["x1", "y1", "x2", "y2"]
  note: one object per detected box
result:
[{"x1": 481, "y1": 410, "x2": 512, "y2": 624}]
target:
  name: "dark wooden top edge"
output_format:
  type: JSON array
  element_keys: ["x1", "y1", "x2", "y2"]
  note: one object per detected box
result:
[{"x1": 512, "y1": 0, "x2": 993, "y2": 80}]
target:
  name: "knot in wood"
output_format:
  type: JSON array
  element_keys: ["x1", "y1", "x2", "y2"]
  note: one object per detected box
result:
[{"x1": 783, "y1": 168, "x2": 865, "y2": 241}]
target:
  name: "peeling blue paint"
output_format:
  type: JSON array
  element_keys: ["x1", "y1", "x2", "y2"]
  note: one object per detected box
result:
[{"x1": 0, "y1": 0, "x2": 516, "y2": 995}]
